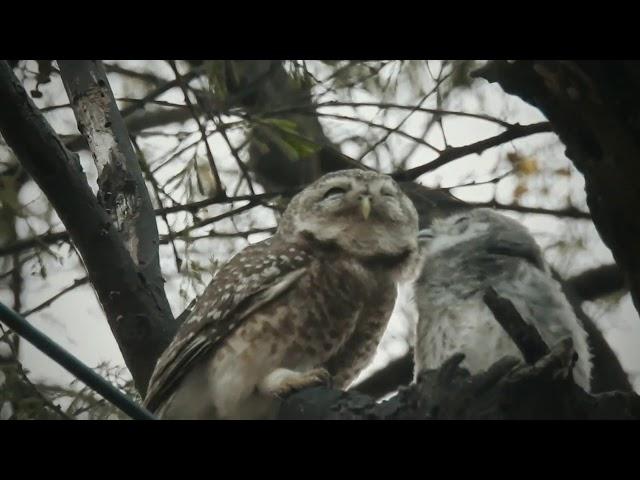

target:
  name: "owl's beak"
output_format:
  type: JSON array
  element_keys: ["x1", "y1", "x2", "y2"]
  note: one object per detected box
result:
[{"x1": 360, "y1": 195, "x2": 371, "y2": 220}]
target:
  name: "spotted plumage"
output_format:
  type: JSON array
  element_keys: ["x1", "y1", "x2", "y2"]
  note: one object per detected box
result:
[{"x1": 145, "y1": 169, "x2": 419, "y2": 419}]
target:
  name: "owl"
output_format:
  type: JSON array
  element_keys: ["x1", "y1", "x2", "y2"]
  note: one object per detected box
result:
[
  {"x1": 412, "y1": 204, "x2": 592, "y2": 392},
  {"x1": 144, "y1": 169, "x2": 419, "y2": 419}
]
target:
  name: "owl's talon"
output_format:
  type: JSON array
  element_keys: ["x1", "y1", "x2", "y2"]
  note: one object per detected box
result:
[{"x1": 260, "y1": 367, "x2": 333, "y2": 399}]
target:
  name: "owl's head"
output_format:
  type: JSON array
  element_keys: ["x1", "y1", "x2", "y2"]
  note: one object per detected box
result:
[
  {"x1": 417, "y1": 208, "x2": 546, "y2": 271},
  {"x1": 278, "y1": 169, "x2": 419, "y2": 280}
]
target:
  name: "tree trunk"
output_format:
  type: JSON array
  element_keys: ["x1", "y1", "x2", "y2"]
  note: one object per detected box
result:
[
  {"x1": 0, "y1": 61, "x2": 177, "y2": 394},
  {"x1": 473, "y1": 61, "x2": 640, "y2": 317}
]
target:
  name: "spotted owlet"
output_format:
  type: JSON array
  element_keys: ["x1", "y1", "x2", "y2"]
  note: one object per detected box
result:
[
  {"x1": 144, "y1": 169, "x2": 419, "y2": 419},
  {"x1": 411, "y1": 194, "x2": 592, "y2": 392}
]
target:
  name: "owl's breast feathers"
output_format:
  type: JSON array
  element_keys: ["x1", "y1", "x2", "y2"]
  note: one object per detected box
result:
[{"x1": 144, "y1": 236, "x2": 390, "y2": 413}]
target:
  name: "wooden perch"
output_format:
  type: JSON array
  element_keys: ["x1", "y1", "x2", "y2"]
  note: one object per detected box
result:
[
  {"x1": 278, "y1": 288, "x2": 640, "y2": 419},
  {"x1": 473, "y1": 61, "x2": 640, "y2": 316},
  {"x1": 483, "y1": 287, "x2": 550, "y2": 364},
  {"x1": 279, "y1": 337, "x2": 640, "y2": 420}
]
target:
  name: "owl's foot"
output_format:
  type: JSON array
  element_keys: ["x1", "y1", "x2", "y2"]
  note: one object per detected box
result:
[{"x1": 259, "y1": 368, "x2": 332, "y2": 399}]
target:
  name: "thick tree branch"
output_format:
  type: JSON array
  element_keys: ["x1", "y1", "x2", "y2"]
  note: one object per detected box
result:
[
  {"x1": 555, "y1": 268, "x2": 634, "y2": 393},
  {"x1": 473, "y1": 60, "x2": 640, "y2": 316},
  {"x1": 280, "y1": 343, "x2": 640, "y2": 419},
  {"x1": 0, "y1": 61, "x2": 176, "y2": 394},
  {"x1": 565, "y1": 264, "x2": 627, "y2": 302},
  {"x1": 64, "y1": 65, "x2": 203, "y2": 152},
  {"x1": 59, "y1": 61, "x2": 163, "y2": 274}
]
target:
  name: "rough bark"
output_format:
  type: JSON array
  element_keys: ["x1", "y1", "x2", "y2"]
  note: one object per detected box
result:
[
  {"x1": 281, "y1": 352, "x2": 640, "y2": 420},
  {"x1": 556, "y1": 269, "x2": 634, "y2": 393},
  {"x1": 472, "y1": 61, "x2": 640, "y2": 316},
  {"x1": 58, "y1": 61, "x2": 163, "y2": 278},
  {"x1": 281, "y1": 302, "x2": 640, "y2": 420},
  {"x1": 0, "y1": 61, "x2": 176, "y2": 394}
]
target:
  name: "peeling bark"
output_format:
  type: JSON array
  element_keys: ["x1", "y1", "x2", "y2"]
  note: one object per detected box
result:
[
  {"x1": 0, "y1": 61, "x2": 176, "y2": 394},
  {"x1": 281, "y1": 291, "x2": 640, "y2": 419},
  {"x1": 58, "y1": 61, "x2": 162, "y2": 275},
  {"x1": 280, "y1": 344, "x2": 640, "y2": 420}
]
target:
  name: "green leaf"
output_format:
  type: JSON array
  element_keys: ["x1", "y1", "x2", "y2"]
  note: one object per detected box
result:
[
  {"x1": 279, "y1": 131, "x2": 320, "y2": 158},
  {"x1": 259, "y1": 117, "x2": 300, "y2": 135},
  {"x1": 255, "y1": 119, "x2": 321, "y2": 161}
]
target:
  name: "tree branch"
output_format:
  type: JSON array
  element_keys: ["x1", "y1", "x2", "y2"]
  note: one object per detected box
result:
[
  {"x1": 0, "y1": 60, "x2": 176, "y2": 394},
  {"x1": 0, "y1": 192, "x2": 294, "y2": 258},
  {"x1": 565, "y1": 264, "x2": 627, "y2": 302},
  {"x1": 20, "y1": 277, "x2": 88, "y2": 317},
  {"x1": 392, "y1": 122, "x2": 553, "y2": 181},
  {"x1": 468, "y1": 199, "x2": 591, "y2": 219},
  {"x1": 351, "y1": 352, "x2": 413, "y2": 398},
  {"x1": 473, "y1": 60, "x2": 640, "y2": 316},
  {"x1": 555, "y1": 268, "x2": 634, "y2": 393},
  {"x1": 483, "y1": 287, "x2": 550, "y2": 364},
  {"x1": 64, "y1": 65, "x2": 203, "y2": 152},
  {"x1": 279, "y1": 344, "x2": 640, "y2": 419},
  {"x1": 281, "y1": 251, "x2": 638, "y2": 419}
]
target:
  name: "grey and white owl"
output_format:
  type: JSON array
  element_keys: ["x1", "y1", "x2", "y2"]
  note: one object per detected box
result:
[
  {"x1": 144, "y1": 169, "x2": 419, "y2": 419},
  {"x1": 412, "y1": 199, "x2": 592, "y2": 392}
]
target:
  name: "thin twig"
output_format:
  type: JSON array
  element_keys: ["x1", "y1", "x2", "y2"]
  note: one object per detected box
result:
[
  {"x1": 173, "y1": 201, "x2": 264, "y2": 237},
  {"x1": 132, "y1": 136, "x2": 183, "y2": 271},
  {"x1": 21, "y1": 277, "x2": 89, "y2": 317},
  {"x1": 393, "y1": 122, "x2": 553, "y2": 181},
  {"x1": 468, "y1": 200, "x2": 591, "y2": 219},
  {"x1": 168, "y1": 60, "x2": 224, "y2": 196}
]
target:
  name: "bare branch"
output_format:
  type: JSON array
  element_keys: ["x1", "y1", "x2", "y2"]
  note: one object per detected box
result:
[
  {"x1": 483, "y1": 287, "x2": 550, "y2": 364},
  {"x1": 0, "y1": 60, "x2": 176, "y2": 393},
  {"x1": 64, "y1": 65, "x2": 203, "y2": 151},
  {"x1": 0, "y1": 192, "x2": 293, "y2": 258},
  {"x1": 168, "y1": 60, "x2": 223, "y2": 196},
  {"x1": 566, "y1": 264, "x2": 627, "y2": 302},
  {"x1": 21, "y1": 277, "x2": 89, "y2": 317},
  {"x1": 468, "y1": 199, "x2": 592, "y2": 219},
  {"x1": 392, "y1": 122, "x2": 553, "y2": 181},
  {"x1": 59, "y1": 61, "x2": 160, "y2": 271}
]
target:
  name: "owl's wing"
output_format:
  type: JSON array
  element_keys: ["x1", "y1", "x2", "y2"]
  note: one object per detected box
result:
[{"x1": 144, "y1": 237, "x2": 312, "y2": 412}]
